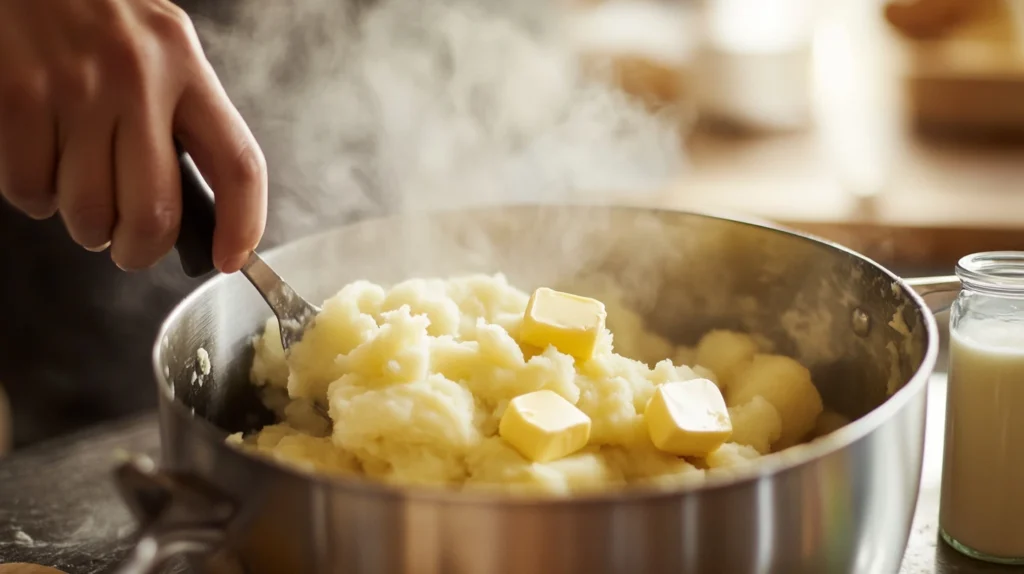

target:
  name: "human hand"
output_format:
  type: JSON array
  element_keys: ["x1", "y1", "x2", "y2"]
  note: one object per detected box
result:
[{"x1": 0, "y1": 0, "x2": 267, "y2": 273}]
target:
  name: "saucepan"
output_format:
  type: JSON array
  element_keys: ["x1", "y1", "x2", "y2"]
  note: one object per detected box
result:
[{"x1": 111, "y1": 157, "x2": 964, "y2": 573}]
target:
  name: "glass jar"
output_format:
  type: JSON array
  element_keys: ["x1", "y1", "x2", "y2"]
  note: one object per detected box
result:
[
  {"x1": 695, "y1": 0, "x2": 817, "y2": 131},
  {"x1": 940, "y1": 252, "x2": 1024, "y2": 564}
]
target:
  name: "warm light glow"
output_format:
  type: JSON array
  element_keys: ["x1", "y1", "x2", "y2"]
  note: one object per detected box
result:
[
  {"x1": 811, "y1": 4, "x2": 897, "y2": 199},
  {"x1": 706, "y1": 0, "x2": 814, "y2": 53}
]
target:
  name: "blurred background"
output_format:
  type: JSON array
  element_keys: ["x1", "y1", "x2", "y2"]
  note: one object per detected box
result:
[
  {"x1": 570, "y1": 0, "x2": 1024, "y2": 263},
  {"x1": 2, "y1": 0, "x2": 1024, "y2": 455}
]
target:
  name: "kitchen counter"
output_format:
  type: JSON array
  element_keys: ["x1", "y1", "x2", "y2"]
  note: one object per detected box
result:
[
  {"x1": 0, "y1": 375, "x2": 1020, "y2": 574},
  {"x1": 0, "y1": 414, "x2": 185, "y2": 574}
]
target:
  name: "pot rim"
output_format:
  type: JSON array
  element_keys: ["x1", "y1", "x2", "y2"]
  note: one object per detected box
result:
[{"x1": 152, "y1": 203, "x2": 940, "y2": 506}]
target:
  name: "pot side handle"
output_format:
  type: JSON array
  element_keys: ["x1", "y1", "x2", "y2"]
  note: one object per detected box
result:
[
  {"x1": 111, "y1": 456, "x2": 235, "y2": 574},
  {"x1": 903, "y1": 275, "x2": 961, "y2": 315}
]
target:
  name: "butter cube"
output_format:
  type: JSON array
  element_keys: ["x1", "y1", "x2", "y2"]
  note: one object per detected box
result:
[
  {"x1": 646, "y1": 378, "x2": 733, "y2": 457},
  {"x1": 499, "y1": 390, "x2": 592, "y2": 463},
  {"x1": 520, "y1": 288, "x2": 607, "y2": 361}
]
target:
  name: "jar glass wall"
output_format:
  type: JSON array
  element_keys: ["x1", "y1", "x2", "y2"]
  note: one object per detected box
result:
[{"x1": 940, "y1": 252, "x2": 1024, "y2": 564}]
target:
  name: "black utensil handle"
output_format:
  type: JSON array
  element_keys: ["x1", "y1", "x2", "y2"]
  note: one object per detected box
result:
[{"x1": 174, "y1": 142, "x2": 217, "y2": 278}]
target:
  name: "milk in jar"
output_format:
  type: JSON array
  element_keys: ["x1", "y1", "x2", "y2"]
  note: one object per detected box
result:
[{"x1": 940, "y1": 252, "x2": 1024, "y2": 564}]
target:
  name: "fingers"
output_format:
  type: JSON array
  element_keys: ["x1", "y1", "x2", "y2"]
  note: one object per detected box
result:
[
  {"x1": 174, "y1": 64, "x2": 267, "y2": 274},
  {"x1": 0, "y1": 0, "x2": 267, "y2": 273},
  {"x1": 110, "y1": 107, "x2": 181, "y2": 270},
  {"x1": 0, "y1": 71, "x2": 58, "y2": 219},
  {"x1": 56, "y1": 115, "x2": 117, "y2": 251}
]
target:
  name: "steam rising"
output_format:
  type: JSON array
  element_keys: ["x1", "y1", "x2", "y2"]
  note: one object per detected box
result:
[{"x1": 195, "y1": 0, "x2": 686, "y2": 247}]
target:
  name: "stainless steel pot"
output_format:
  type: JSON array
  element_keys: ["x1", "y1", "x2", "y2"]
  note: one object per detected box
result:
[{"x1": 114, "y1": 205, "x2": 962, "y2": 574}]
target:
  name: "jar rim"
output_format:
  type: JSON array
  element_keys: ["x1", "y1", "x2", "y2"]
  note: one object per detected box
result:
[{"x1": 956, "y1": 251, "x2": 1024, "y2": 295}]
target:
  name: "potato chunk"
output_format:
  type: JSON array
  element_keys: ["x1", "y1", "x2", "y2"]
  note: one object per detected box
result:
[
  {"x1": 727, "y1": 354, "x2": 823, "y2": 449},
  {"x1": 727, "y1": 396, "x2": 783, "y2": 454},
  {"x1": 696, "y1": 330, "x2": 758, "y2": 388},
  {"x1": 706, "y1": 442, "x2": 761, "y2": 471},
  {"x1": 812, "y1": 409, "x2": 851, "y2": 439}
]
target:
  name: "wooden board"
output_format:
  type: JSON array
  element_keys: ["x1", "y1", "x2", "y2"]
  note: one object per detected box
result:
[
  {"x1": 894, "y1": 0, "x2": 1024, "y2": 134},
  {"x1": 0, "y1": 565, "x2": 68, "y2": 574},
  {"x1": 776, "y1": 222, "x2": 1024, "y2": 270}
]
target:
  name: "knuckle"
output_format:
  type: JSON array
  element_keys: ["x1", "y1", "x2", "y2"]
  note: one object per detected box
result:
[
  {"x1": 111, "y1": 198, "x2": 180, "y2": 270},
  {"x1": 147, "y1": 5, "x2": 199, "y2": 49},
  {"x1": 230, "y1": 143, "x2": 268, "y2": 193},
  {"x1": 55, "y1": 62, "x2": 101, "y2": 105},
  {"x1": 128, "y1": 199, "x2": 180, "y2": 240},
  {"x1": 102, "y1": 31, "x2": 150, "y2": 89},
  {"x1": 91, "y1": 0, "x2": 120, "y2": 20},
  {"x1": 0, "y1": 72, "x2": 50, "y2": 115}
]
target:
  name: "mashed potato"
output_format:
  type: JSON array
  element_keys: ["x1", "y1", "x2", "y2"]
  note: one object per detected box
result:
[{"x1": 230, "y1": 274, "x2": 827, "y2": 495}]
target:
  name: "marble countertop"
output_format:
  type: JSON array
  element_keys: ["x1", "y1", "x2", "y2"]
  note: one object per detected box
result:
[{"x1": 0, "y1": 374, "x2": 1019, "y2": 574}]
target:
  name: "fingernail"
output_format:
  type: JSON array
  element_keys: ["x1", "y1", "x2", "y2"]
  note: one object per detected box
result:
[
  {"x1": 111, "y1": 255, "x2": 139, "y2": 272},
  {"x1": 216, "y1": 253, "x2": 248, "y2": 274},
  {"x1": 85, "y1": 241, "x2": 111, "y2": 253},
  {"x1": 26, "y1": 203, "x2": 57, "y2": 221}
]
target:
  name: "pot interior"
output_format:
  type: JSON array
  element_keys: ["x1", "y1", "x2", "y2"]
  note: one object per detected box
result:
[{"x1": 156, "y1": 205, "x2": 931, "y2": 439}]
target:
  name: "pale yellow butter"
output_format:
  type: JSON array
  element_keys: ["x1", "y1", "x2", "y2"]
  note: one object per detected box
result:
[
  {"x1": 499, "y1": 390, "x2": 592, "y2": 463},
  {"x1": 646, "y1": 378, "x2": 732, "y2": 457},
  {"x1": 520, "y1": 288, "x2": 607, "y2": 361}
]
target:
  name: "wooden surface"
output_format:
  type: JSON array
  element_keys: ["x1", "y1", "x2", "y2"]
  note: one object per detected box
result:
[
  {"x1": 896, "y1": 0, "x2": 1024, "y2": 134},
  {"x1": 651, "y1": 127, "x2": 1024, "y2": 270},
  {"x1": 660, "y1": 127, "x2": 1024, "y2": 229},
  {"x1": 647, "y1": 0, "x2": 1024, "y2": 247},
  {"x1": 761, "y1": 222, "x2": 1024, "y2": 271},
  {"x1": 0, "y1": 565, "x2": 69, "y2": 574},
  {"x1": 572, "y1": 0, "x2": 1024, "y2": 268}
]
